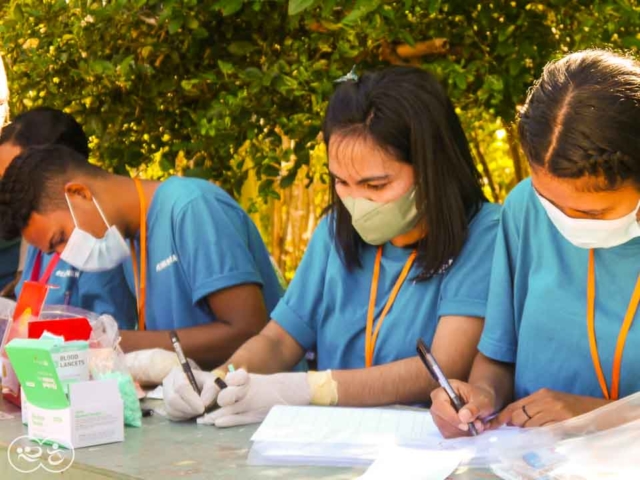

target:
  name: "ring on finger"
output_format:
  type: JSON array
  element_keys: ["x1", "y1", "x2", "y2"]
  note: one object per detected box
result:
[{"x1": 522, "y1": 404, "x2": 532, "y2": 420}]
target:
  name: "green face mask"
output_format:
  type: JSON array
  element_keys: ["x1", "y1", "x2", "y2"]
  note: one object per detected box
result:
[{"x1": 341, "y1": 187, "x2": 420, "y2": 245}]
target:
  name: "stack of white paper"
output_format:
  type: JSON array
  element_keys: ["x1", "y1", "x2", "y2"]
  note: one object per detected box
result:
[
  {"x1": 248, "y1": 405, "x2": 521, "y2": 468},
  {"x1": 249, "y1": 406, "x2": 442, "y2": 467}
]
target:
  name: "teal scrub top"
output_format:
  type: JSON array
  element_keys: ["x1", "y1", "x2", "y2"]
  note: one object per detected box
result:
[
  {"x1": 479, "y1": 179, "x2": 640, "y2": 400},
  {"x1": 123, "y1": 176, "x2": 283, "y2": 330},
  {"x1": 0, "y1": 238, "x2": 20, "y2": 290},
  {"x1": 15, "y1": 246, "x2": 138, "y2": 330},
  {"x1": 273, "y1": 203, "x2": 501, "y2": 370}
]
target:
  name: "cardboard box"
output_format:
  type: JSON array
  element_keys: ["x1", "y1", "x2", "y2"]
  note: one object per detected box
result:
[
  {"x1": 21, "y1": 339, "x2": 91, "y2": 424},
  {"x1": 6, "y1": 338, "x2": 124, "y2": 449}
]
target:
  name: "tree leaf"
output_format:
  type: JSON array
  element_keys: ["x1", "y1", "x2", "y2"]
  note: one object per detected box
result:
[
  {"x1": 214, "y1": 0, "x2": 244, "y2": 16},
  {"x1": 342, "y1": 0, "x2": 381, "y2": 25},
  {"x1": 288, "y1": 0, "x2": 315, "y2": 16},
  {"x1": 227, "y1": 41, "x2": 257, "y2": 56},
  {"x1": 168, "y1": 17, "x2": 183, "y2": 34}
]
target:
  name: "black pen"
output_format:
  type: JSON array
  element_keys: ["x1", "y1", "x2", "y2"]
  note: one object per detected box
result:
[
  {"x1": 169, "y1": 330, "x2": 228, "y2": 394},
  {"x1": 416, "y1": 339, "x2": 478, "y2": 436}
]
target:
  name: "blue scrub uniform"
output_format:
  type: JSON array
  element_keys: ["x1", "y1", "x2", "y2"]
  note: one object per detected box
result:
[
  {"x1": 273, "y1": 203, "x2": 501, "y2": 370},
  {"x1": 0, "y1": 238, "x2": 20, "y2": 291},
  {"x1": 15, "y1": 246, "x2": 138, "y2": 329},
  {"x1": 123, "y1": 176, "x2": 283, "y2": 330},
  {"x1": 479, "y1": 179, "x2": 640, "y2": 400}
]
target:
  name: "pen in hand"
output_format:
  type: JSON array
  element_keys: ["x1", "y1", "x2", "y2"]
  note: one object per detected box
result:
[
  {"x1": 169, "y1": 330, "x2": 228, "y2": 394},
  {"x1": 416, "y1": 339, "x2": 479, "y2": 436}
]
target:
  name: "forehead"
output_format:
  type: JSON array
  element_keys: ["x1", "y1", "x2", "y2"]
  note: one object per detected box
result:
[
  {"x1": 531, "y1": 168, "x2": 637, "y2": 209},
  {"x1": 0, "y1": 142, "x2": 22, "y2": 176},
  {"x1": 22, "y1": 210, "x2": 74, "y2": 252},
  {"x1": 328, "y1": 133, "x2": 405, "y2": 178}
]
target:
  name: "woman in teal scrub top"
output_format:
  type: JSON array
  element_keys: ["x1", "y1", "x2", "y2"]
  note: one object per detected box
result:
[
  {"x1": 431, "y1": 50, "x2": 640, "y2": 437},
  {"x1": 163, "y1": 66, "x2": 502, "y2": 425}
]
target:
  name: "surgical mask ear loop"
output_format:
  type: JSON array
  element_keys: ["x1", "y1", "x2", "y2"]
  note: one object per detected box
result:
[
  {"x1": 65, "y1": 192, "x2": 111, "y2": 229},
  {"x1": 65, "y1": 193, "x2": 80, "y2": 227},
  {"x1": 91, "y1": 196, "x2": 111, "y2": 228}
]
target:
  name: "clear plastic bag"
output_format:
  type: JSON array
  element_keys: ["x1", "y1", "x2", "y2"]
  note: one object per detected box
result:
[
  {"x1": 484, "y1": 392, "x2": 640, "y2": 479},
  {"x1": 39, "y1": 305, "x2": 142, "y2": 427},
  {"x1": 0, "y1": 297, "x2": 15, "y2": 348}
]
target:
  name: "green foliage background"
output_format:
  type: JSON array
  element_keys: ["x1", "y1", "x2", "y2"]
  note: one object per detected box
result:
[{"x1": 1, "y1": 0, "x2": 639, "y2": 274}]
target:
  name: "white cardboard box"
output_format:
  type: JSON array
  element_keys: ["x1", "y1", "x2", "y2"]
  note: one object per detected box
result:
[{"x1": 27, "y1": 379, "x2": 124, "y2": 449}]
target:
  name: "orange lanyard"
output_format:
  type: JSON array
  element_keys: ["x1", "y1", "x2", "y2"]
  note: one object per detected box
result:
[
  {"x1": 365, "y1": 246, "x2": 417, "y2": 367},
  {"x1": 587, "y1": 249, "x2": 640, "y2": 400},
  {"x1": 130, "y1": 178, "x2": 147, "y2": 331}
]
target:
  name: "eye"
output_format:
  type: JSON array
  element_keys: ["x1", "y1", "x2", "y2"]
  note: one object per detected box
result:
[
  {"x1": 366, "y1": 183, "x2": 388, "y2": 191},
  {"x1": 334, "y1": 178, "x2": 347, "y2": 186}
]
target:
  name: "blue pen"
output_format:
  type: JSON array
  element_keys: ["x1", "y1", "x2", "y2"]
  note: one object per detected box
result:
[{"x1": 416, "y1": 339, "x2": 479, "y2": 436}]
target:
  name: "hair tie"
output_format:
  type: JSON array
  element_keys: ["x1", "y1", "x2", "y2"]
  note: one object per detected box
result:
[{"x1": 335, "y1": 65, "x2": 358, "y2": 84}]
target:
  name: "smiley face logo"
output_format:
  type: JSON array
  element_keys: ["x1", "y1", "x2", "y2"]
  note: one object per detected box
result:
[{"x1": 7, "y1": 436, "x2": 75, "y2": 473}]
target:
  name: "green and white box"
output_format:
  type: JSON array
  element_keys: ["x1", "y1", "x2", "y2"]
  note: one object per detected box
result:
[
  {"x1": 6, "y1": 338, "x2": 124, "y2": 449},
  {"x1": 21, "y1": 339, "x2": 91, "y2": 424}
]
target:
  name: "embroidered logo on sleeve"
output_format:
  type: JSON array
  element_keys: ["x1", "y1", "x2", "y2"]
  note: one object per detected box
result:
[
  {"x1": 55, "y1": 270, "x2": 81, "y2": 279},
  {"x1": 156, "y1": 254, "x2": 179, "y2": 272}
]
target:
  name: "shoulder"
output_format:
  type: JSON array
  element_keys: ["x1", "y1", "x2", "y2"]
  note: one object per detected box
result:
[
  {"x1": 156, "y1": 177, "x2": 243, "y2": 218},
  {"x1": 306, "y1": 214, "x2": 335, "y2": 251},
  {"x1": 465, "y1": 201, "x2": 501, "y2": 244},
  {"x1": 503, "y1": 178, "x2": 536, "y2": 213}
]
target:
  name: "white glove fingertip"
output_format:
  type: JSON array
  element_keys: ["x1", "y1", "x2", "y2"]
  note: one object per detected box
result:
[
  {"x1": 214, "y1": 412, "x2": 264, "y2": 428},
  {"x1": 224, "y1": 368, "x2": 249, "y2": 386},
  {"x1": 196, "y1": 414, "x2": 215, "y2": 426},
  {"x1": 217, "y1": 385, "x2": 246, "y2": 407}
]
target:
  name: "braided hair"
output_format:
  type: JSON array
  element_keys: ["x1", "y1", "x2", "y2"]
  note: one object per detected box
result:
[
  {"x1": 0, "y1": 145, "x2": 103, "y2": 240},
  {"x1": 518, "y1": 49, "x2": 640, "y2": 189}
]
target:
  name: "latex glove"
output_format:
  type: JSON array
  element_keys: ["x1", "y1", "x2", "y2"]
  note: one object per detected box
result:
[
  {"x1": 163, "y1": 366, "x2": 222, "y2": 421},
  {"x1": 198, "y1": 369, "x2": 338, "y2": 427},
  {"x1": 126, "y1": 348, "x2": 199, "y2": 387}
]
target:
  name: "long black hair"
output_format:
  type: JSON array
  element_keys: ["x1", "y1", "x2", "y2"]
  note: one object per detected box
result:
[
  {"x1": 518, "y1": 49, "x2": 640, "y2": 189},
  {"x1": 323, "y1": 66, "x2": 487, "y2": 281}
]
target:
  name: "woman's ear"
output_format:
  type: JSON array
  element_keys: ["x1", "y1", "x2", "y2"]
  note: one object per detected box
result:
[{"x1": 64, "y1": 182, "x2": 93, "y2": 201}]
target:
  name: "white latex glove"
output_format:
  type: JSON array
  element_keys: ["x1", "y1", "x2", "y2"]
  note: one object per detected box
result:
[
  {"x1": 162, "y1": 366, "x2": 222, "y2": 421},
  {"x1": 198, "y1": 369, "x2": 312, "y2": 427},
  {"x1": 126, "y1": 348, "x2": 199, "y2": 387}
]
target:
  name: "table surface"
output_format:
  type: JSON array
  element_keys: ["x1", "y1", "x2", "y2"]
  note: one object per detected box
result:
[{"x1": 0, "y1": 398, "x2": 498, "y2": 480}]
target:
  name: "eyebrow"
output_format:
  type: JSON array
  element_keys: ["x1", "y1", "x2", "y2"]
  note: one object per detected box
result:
[
  {"x1": 534, "y1": 186, "x2": 609, "y2": 215},
  {"x1": 572, "y1": 207, "x2": 610, "y2": 215},
  {"x1": 329, "y1": 171, "x2": 391, "y2": 185}
]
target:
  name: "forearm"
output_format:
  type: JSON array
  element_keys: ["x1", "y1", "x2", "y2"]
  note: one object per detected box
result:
[
  {"x1": 120, "y1": 322, "x2": 258, "y2": 370},
  {"x1": 333, "y1": 357, "x2": 437, "y2": 406},
  {"x1": 218, "y1": 321, "x2": 305, "y2": 374},
  {"x1": 469, "y1": 353, "x2": 515, "y2": 411}
]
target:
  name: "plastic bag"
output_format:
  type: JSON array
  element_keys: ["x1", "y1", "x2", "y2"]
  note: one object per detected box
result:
[
  {"x1": 483, "y1": 392, "x2": 640, "y2": 479},
  {"x1": 0, "y1": 297, "x2": 15, "y2": 347},
  {"x1": 39, "y1": 305, "x2": 142, "y2": 428},
  {"x1": 126, "y1": 348, "x2": 200, "y2": 387}
]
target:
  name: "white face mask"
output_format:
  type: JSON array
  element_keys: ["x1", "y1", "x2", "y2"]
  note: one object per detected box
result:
[
  {"x1": 60, "y1": 194, "x2": 130, "y2": 272},
  {"x1": 536, "y1": 192, "x2": 640, "y2": 249}
]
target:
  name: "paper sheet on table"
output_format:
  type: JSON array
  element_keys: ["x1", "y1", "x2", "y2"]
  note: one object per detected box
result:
[
  {"x1": 248, "y1": 406, "x2": 522, "y2": 467},
  {"x1": 145, "y1": 385, "x2": 164, "y2": 400},
  {"x1": 358, "y1": 446, "x2": 464, "y2": 480}
]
